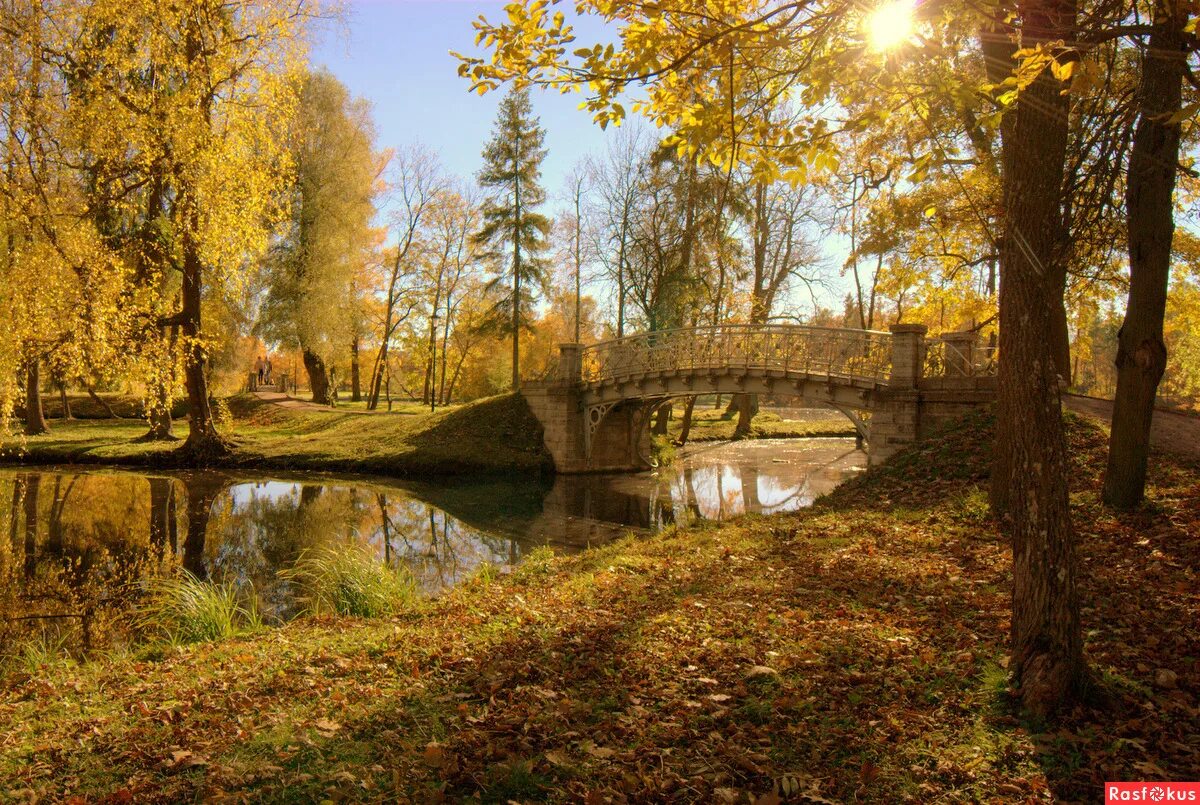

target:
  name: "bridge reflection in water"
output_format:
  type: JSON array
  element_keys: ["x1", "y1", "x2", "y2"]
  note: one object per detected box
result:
[{"x1": 526, "y1": 438, "x2": 866, "y2": 547}]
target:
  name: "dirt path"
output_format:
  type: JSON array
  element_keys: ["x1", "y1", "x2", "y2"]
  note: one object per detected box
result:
[
  {"x1": 251, "y1": 391, "x2": 385, "y2": 413},
  {"x1": 1064, "y1": 394, "x2": 1200, "y2": 462}
]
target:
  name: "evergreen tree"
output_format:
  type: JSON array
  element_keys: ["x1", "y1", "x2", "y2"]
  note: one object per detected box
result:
[{"x1": 474, "y1": 87, "x2": 551, "y2": 389}]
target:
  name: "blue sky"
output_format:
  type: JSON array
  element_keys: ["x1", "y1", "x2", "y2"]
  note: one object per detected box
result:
[
  {"x1": 310, "y1": 1, "x2": 848, "y2": 313},
  {"x1": 312, "y1": 0, "x2": 621, "y2": 202}
]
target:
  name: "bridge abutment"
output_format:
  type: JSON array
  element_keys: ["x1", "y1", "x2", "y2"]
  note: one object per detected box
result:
[{"x1": 523, "y1": 345, "x2": 652, "y2": 473}]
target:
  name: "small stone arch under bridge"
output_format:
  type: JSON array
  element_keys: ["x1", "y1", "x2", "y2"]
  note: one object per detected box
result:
[{"x1": 522, "y1": 323, "x2": 996, "y2": 473}]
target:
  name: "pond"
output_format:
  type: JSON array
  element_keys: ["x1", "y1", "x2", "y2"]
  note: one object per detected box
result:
[{"x1": 0, "y1": 437, "x2": 865, "y2": 658}]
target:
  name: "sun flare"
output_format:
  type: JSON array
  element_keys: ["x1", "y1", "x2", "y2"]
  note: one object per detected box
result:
[{"x1": 865, "y1": 0, "x2": 916, "y2": 52}]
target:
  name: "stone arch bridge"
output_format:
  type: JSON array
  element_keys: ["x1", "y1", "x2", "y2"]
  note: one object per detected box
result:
[{"x1": 522, "y1": 324, "x2": 996, "y2": 473}]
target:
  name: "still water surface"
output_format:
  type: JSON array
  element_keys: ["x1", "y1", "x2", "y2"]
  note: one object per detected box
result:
[{"x1": 0, "y1": 438, "x2": 864, "y2": 651}]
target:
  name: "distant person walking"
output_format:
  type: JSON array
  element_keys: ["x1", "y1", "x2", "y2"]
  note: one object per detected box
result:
[
  {"x1": 264, "y1": 357, "x2": 273, "y2": 385},
  {"x1": 255, "y1": 355, "x2": 265, "y2": 384}
]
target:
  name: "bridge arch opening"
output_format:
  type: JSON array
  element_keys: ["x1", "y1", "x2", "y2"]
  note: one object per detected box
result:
[{"x1": 586, "y1": 394, "x2": 873, "y2": 470}]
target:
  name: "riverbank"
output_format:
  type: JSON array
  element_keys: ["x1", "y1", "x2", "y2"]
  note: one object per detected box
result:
[
  {"x1": 2, "y1": 410, "x2": 1196, "y2": 802},
  {"x1": 0, "y1": 393, "x2": 554, "y2": 477}
]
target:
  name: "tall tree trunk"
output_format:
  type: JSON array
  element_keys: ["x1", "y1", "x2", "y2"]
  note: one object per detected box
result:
[
  {"x1": 1103, "y1": 3, "x2": 1186, "y2": 509},
  {"x1": 733, "y1": 393, "x2": 758, "y2": 438},
  {"x1": 178, "y1": 226, "x2": 227, "y2": 461},
  {"x1": 439, "y1": 300, "x2": 452, "y2": 405},
  {"x1": 350, "y1": 336, "x2": 362, "y2": 402},
  {"x1": 990, "y1": 0, "x2": 1086, "y2": 717},
  {"x1": 56, "y1": 381, "x2": 71, "y2": 420},
  {"x1": 302, "y1": 348, "x2": 333, "y2": 406},
  {"x1": 651, "y1": 405, "x2": 670, "y2": 436},
  {"x1": 24, "y1": 355, "x2": 48, "y2": 435},
  {"x1": 677, "y1": 396, "x2": 698, "y2": 445},
  {"x1": 367, "y1": 341, "x2": 387, "y2": 410},
  {"x1": 511, "y1": 161, "x2": 523, "y2": 391}
]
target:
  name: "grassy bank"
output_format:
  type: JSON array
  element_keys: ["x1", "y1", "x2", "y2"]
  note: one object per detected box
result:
[
  {"x1": 1, "y1": 411, "x2": 1196, "y2": 802},
  {"x1": 1, "y1": 393, "x2": 553, "y2": 477},
  {"x1": 671, "y1": 406, "x2": 858, "y2": 442}
]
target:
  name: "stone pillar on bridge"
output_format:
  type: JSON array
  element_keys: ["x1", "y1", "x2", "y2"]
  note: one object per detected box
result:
[
  {"x1": 557, "y1": 343, "x2": 582, "y2": 384},
  {"x1": 887, "y1": 324, "x2": 927, "y2": 389},
  {"x1": 867, "y1": 324, "x2": 928, "y2": 466},
  {"x1": 521, "y1": 343, "x2": 651, "y2": 474}
]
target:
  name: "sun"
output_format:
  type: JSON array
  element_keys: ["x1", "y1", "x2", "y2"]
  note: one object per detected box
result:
[{"x1": 865, "y1": 0, "x2": 916, "y2": 52}]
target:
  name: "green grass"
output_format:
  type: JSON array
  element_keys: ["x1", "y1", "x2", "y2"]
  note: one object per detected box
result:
[
  {"x1": 1, "y1": 392, "x2": 553, "y2": 477},
  {"x1": 1, "y1": 410, "x2": 1196, "y2": 802},
  {"x1": 280, "y1": 544, "x2": 418, "y2": 618},
  {"x1": 137, "y1": 572, "x2": 260, "y2": 645}
]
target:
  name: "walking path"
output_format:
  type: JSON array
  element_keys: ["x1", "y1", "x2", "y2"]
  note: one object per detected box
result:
[{"x1": 1064, "y1": 394, "x2": 1200, "y2": 462}]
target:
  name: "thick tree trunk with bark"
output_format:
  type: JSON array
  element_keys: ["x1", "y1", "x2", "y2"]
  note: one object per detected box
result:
[
  {"x1": 991, "y1": 0, "x2": 1087, "y2": 717},
  {"x1": 24, "y1": 356, "x2": 48, "y2": 435},
  {"x1": 178, "y1": 228, "x2": 229, "y2": 462},
  {"x1": 1103, "y1": 4, "x2": 1187, "y2": 509},
  {"x1": 651, "y1": 404, "x2": 670, "y2": 436},
  {"x1": 302, "y1": 348, "x2": 333, "y2": 406},
  {"x1": 732, "y1": 394, "x2": 758, "y2": 438}
]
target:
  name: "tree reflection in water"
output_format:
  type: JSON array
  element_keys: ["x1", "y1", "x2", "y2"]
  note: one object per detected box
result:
[{"x1": 0, "y1": 438, "x2": 864, "y2": 659}]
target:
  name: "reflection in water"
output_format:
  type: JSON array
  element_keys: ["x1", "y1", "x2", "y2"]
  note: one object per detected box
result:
[
  {"x1": 0, "y1": 438, "x2": 864, "y2": 656},
  {"x1": 531, "y1": 438, "x2": 866, "y2": 545}
]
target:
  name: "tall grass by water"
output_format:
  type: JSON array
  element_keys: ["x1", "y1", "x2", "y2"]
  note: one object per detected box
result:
[
  {"x1": 280, "y1": 544, "x2": 416, "y2": 618},
  {"x1": 138, "y1": 572, "x2": 260, "y2": 645}
]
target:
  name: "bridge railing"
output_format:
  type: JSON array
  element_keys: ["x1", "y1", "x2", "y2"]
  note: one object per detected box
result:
[
  {"x1": 923, "y1": 333, "x2": 997, "y2": 378},
  {"x1": 576, "y1": 324, "x2": 894, "y2": 386}
]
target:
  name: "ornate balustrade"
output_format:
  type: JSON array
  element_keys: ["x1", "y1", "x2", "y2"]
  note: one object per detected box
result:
[
  {"x1": 574, "y1": 324, "x2": 894, "y2": 387},
  {"x1": 923, "y1": 334, "x2": 997, "y2": 379}
]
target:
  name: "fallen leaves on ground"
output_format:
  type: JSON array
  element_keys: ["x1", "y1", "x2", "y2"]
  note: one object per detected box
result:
[{"x1": 1, "y1": 411, "x2": 1197, "y2": 803}]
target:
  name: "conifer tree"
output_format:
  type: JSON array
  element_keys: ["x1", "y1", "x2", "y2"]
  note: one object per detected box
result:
[{"x1": 474, "y1": 87, "x2": 551, "y2": 389}]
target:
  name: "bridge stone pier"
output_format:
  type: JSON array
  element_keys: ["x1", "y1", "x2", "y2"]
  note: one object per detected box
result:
[{"x1": 522, "y1": 324, "x2": 995, "y2": 474}]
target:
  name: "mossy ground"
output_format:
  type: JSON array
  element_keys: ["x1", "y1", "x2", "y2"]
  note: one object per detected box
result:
[
  {"x1": 1, "y1": 409, "x2": 1196, "y2": 802},
  {"x1": 1, "y1": 393, "x2": 553, "y2": 477}
]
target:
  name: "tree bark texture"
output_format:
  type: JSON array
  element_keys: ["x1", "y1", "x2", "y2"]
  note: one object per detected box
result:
[
  {"x1": 24, "y1": 356, "x2": 48, "y2": 435},
  {"x1": 1103, "y1": 1, "x2": 1187, "y2": 509},
  {"x1": 302, "y1": 348, "x2": 333, "y2": 406},
  {"x1": 991, "y1": 0, "x2": 1086, "y2": 717},
  {"x1": 179, "y1": 225, "x2": 228, "y2": 460}
]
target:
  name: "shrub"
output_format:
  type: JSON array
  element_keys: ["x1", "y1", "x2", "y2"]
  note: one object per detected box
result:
[
  {"x1": 138, "y1": 572, "x2": 254, "y2": 645},
  {"x1": 280, "y1": 544, "x2": 416, "y2": 618},
  {"x1": 651, "y1": 434, "x2": 677, "y2": 467}
]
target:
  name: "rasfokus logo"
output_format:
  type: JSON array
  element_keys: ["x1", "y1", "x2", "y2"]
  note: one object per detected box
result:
[{"x1": 1106, "y1": 783, "x2": 1200, "y2": 802}]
